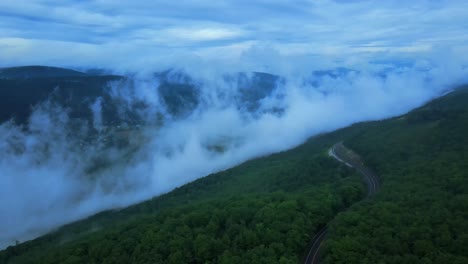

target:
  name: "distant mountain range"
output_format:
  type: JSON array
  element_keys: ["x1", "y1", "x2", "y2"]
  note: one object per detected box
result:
[
  {"x1": 0, "y1": 66, "x2": 88, "y2": 79},
  {"x1": 0, "y1": 66, "x2": 283, "y2": 126}
]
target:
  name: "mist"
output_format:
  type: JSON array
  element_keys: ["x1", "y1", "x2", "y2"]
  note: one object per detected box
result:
[{"x1": 0, "y1": 55, "x2": 467, "y2": 249}]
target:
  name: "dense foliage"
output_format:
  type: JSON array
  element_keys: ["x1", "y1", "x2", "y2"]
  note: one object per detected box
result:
[
  {"x1": 0, "y1": 132, "x2": 364, "y2": 263},
  {"x1": 323, "y1": 86, "x2": 468, "y2": 263},
  {"x1": 0, "y1": 76, "x2": 122, "y2": 124}
]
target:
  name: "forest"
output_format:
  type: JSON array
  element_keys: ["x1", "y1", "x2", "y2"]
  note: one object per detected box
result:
[
  {"x1": 323, "y1": 86, "x2": 468, "y2": 263},
  {"x1": 0, "y1": 123, "x2": 364, "y2": 263},
  {"x1": 1, "y1": 85, "x2": 468, "y2": 263}
]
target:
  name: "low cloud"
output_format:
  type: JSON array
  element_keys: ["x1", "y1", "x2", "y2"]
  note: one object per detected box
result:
[{"x1": 1, "y1": 57, "x2": 467, "y2": 248}]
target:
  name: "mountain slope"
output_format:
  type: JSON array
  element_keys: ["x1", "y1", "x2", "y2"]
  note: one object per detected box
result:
[
  {"x1": 1, "y1": 81, "x2": 467, "y2": 263},
  {"x1": 0, "y1": 67, "x2": 282, "y2": 125},
  {"x1": 0, "y1": 129, "x2": 364, "y2": 263},
  {"x1": 0, "y1": 75, "x2": 122, "y2": 124},
  {"x1": 323, "y1": 86, "x2": 468, "y2": 263},
  {"x1": 0, "y1": 66, "x2": 87, "y2": 79}
]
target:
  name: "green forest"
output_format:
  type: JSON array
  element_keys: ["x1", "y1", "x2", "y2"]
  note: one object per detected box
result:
[
  {"x1": 1, "y1": 85, "x2": 468, "y2": 263},
  {"x1": 323, "y1": 86, "x2": 468, "y2": 264},
  {"x1": 0, "y1": 128, "x2": 364, "y2": 263}
]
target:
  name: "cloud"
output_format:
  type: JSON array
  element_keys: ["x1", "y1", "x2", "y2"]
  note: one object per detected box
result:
[
  {"x1": 131, "y1": 26, "x2": 249, "y2": 46},
  {"x1": 0, "y1": 0, "x2": 467, "y2": 69}
]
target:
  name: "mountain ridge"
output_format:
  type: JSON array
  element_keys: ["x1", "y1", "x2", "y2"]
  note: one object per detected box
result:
[{"x1": 0, "y1": 66, "x2": 88, "y2": 79}]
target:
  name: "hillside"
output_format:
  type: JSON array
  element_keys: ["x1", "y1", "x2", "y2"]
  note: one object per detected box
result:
[
  {"x1": 0, "y1": 75, "x2": 123, "y2": 124},
  {"x1": 0, "y1": 128, "x2": 364, "y2": 263},
  {"x1": 0, "y1": 67, "x2": 281, "y2": 125},
  {"x1": 1, "y1": 82, "x2": 467, "y2": 263},
  {"x1": 323, "y1": 86, "x2": 468, "y2": 263},
  {"x1": 0, "y1": 66, "x2": 87, "y2": 79}
]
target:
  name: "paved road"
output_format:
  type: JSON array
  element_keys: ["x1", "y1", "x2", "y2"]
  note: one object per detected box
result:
[
  {"x1": 303, "y1": 142, "x2": 380, "y2": 264},
  {"x1": 329, "y1": 142, "x2": 380, "y2": 197}
]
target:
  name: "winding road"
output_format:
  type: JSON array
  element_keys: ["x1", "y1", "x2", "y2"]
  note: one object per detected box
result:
[{"x1": 303, "y1": 142, "x2": 380, "y2": 264}]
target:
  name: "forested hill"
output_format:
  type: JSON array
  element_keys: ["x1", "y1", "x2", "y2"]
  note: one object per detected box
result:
[
  {"x1": 0, "y1": 66, "x2": 88, "y2": 79},
  {"x1": 0, "y1": 66, "x2": 282, "y2": 125},
  {"x1": 322, "y1": 85, "x2": 468, "y2": 263},
  {"x1": 1, "y1": 84, "x2": 468, "y2": 263},
  {"x1": 0, "y1": 66, "x2": 123, "y2": 124},
  {"x1": 0, "y1": 121, "x2": 366, "y2": 263}
]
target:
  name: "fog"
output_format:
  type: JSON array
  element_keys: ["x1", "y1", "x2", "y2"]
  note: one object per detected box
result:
[{"x1": 0, "y1": 57, "x2": 467, "y2": 248}]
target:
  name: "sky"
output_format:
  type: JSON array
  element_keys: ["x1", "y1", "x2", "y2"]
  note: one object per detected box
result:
[{"x1": 1, "y1": 0, "x2": 468, "y2": 71}]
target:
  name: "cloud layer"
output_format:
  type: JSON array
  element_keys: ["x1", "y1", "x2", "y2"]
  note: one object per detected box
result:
[
  {"x1": 1, "y1": 62, "x2": 467, "y2": 248},
  {"x1": 0, "y1": 0, "x2": 468, "y2": 70}
]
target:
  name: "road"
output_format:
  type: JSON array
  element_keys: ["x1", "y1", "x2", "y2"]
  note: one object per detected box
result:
[{"x1": 303, "y1": 142, "x2": 380, "y2": 264}]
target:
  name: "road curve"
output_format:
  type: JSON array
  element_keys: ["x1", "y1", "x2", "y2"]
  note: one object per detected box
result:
[{"x1": 303, "y1": 142, "x2": 380, "y2": 264}]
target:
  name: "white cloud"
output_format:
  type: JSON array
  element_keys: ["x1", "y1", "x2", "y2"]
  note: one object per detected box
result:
[
  {"x1": 164, "y1": 27, "x2": 246, "y2": 42},
  {"x1": 0, "y1": 0, "x2": 467, "y2": 68},
  {"x1": 131, "y1": 26, "x2": 248, "y2": 46}
]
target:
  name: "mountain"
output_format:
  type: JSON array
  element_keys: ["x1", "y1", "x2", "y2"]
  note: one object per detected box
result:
[
  {"x1": 0, "y1": 66, "x2": 282, "y2": 125},
  {"x1": 0, "y1": 75, "x2": 123, "y2": 124},
  {"x1": 1, "y1": 82, "x2": 467, "y2": 263},
  {"x1": 0, "y1": 66, "x2": 88, "y2": 79},
  {"x1": 0, "y1": 66, "x2": 124, "y2": 125}
]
